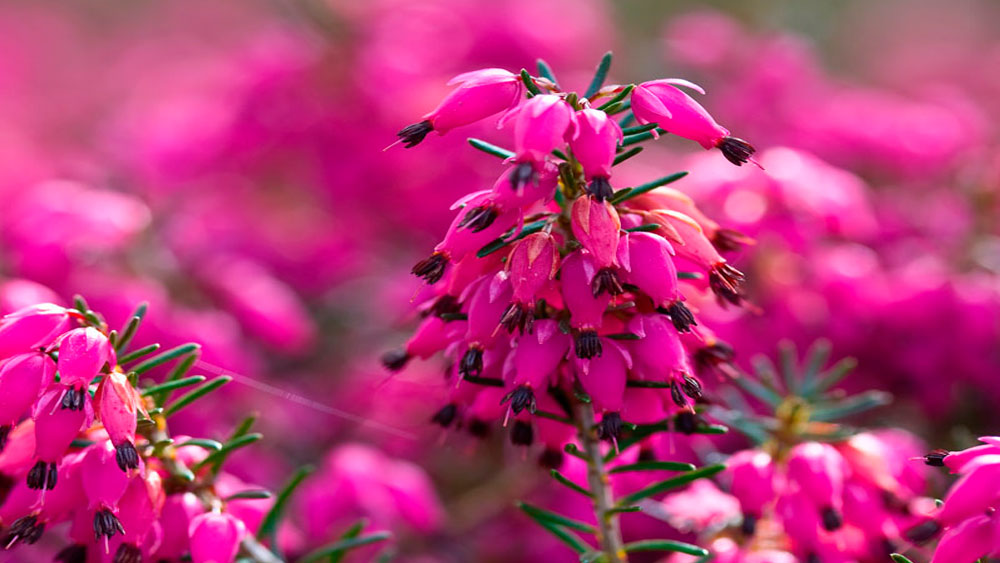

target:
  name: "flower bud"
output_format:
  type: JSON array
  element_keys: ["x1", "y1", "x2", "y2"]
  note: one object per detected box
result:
[
  {"x1": 504, "y1": 320, "x2": 570, "y2": 412},
  {"x1": 628, "y1": 314, "x2": 692, "y2": 383},
  {"x1": 501, "y1": 232, "x2": 559, "y2": 334},
  {"x1": 155, "y1": 493, "x2": 202, "y2": 559},
  {"x1": 0, "y1": 304, "x2": 70, "y2": 359},
  {"x1": 508, "y1": 94, "x2": 574, "y2": 164},
  {"x1": 397, "y1": 69, "x2": 522, "y2": 147},
  {"x1": 726, "y1": 450, "x2": 775, "y2": 523},
  {"x1": 189, "y1": 511, "x2": 246, "y2": 563},
  {"x1": 94, "y1": 370, "x2": 141, "y2": 472},
  {"x1": 569, "y1": 109, "x2": 623, "y2": 200},
  {"x1": 620, "y1": 231, "x2": 689, "y2": 321},
  {"x1": 786, "y1": 442, "x2": 847, "y2": 529},
  {"x1": 0, "y1": 352, "x2": 56, "y2": 449},
  {"x1": 575, "y1": 340, "x2": 629, "y2": 413}
]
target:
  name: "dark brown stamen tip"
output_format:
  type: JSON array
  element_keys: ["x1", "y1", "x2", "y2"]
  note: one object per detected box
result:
[
  {"x1": 923, "y1": 449, "x2": 948, "y2": 467},
  {"x1": 55, "y1": 544, "x2": 87, "y2": 563},
  {"x1": 3, "y1": 515, "x2": 45, "y2": 547},
  {"x1": 538, "y1": 448, "x2": 564, "y2": 469},
  {"x1": 597, "y1": 412, "x2": 623, "y2": 442},
  {"x1": 411, "y1": 251, "x2": 449, "y2": 284},
  {"x1": 501, "y1": 385, "x2": 537, "y2": 415},
  {"x1": 693, "y1": 341, "x2": 735, "y2": 374},
  {"x1": 113, "y1": 542, "x2": 142, "y2": 563},
  {"x1": 510, "y1": 162, "x2": 537, "y2": 190},
  {"x1": 821, "y1": 506, "x2": 843, "y2": 531},
  {"x1": 708, "y1": 263, "x2": 746, "y2": 307},
  {"x1": 467, "y1": 418, "x2": 491, "y2": 438},
  {"x1": 904, "y1": 520, "x2": 941, "y2": 544},
  {"x1": 680, "y1": 375, "x2": 703, "y2": 399},
  {"x1": 675, "y1": 411, "x2": 697, "y2": 434},
  {"x1": 397, "y1": 120, "x2": 433, "y2": 148},
  {"x1": 716, "y1": 136, "x2": 756, "y2": 166},
  {"x1": 670, "y1": 381, "x2": 688, "y2": 408},
  {"x1": 93, "y1": 508, "x2": 125, "y2": 541},
  {"x1": 586, "y1": 177, "x2": 614, "y2": 202},
  {"x1": 574, "y1": 329, "x2": 603, "y2": 359},
  {"x1": 459, "y1": 346, "x2": 484, "y2": 379},
  {"x1": 381, "y1": 349, "x2": 411, "y2": 372},
  {"x1": 27, "y1": 460, "x2": 48, "y2": 490},
  {"x1": 591, "y1": 267, "x2": 624, "y2": 298},
  {"x1": 510, "y1": 420, "x2": 534, "y2": 446},
  {"x1": 499, "y1": 302, "x2": 534, "y2": 335},
  {"x1": 429, "y1": 295, "x2": 462, "y2": 318},
  {"x1": 665, "y1": 302, "x2": 697, "y2": 333},
  {"x1": 712, "y1": 227, "x2": 752, "y2": 253},
  {"x1": 458, "y1": 204, "x2": 499, "y2": 232},
  {"x1": 431, "y1": 404, "x2": 458, "y2": 428},
  {"x1": 115, "y1": 442, "x2": 140, "y2": 472}
]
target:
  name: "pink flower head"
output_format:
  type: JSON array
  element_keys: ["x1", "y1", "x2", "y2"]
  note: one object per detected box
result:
[
  {"x1": 575, "y1": 339, "x2": 630, "y2": 439},
  {"x1": 0, "y1": 303, "x2": 71, "y2": 359},
  {"x1": 54, "y1": 327, "x2": 115, "y2": 411},
  {"x1": 81, "y1": 441, "x2": 130, "y2": 545},
  {"x1": 659, "y1": 479, "x2": 741, "y2": 533},
  {"x1": 727, "y1": 450, "x2": 775, "y2": 525},
  {"x1": 94, "y1": 370, "x2": 142, "y2": 472},
  {"x1": 936, "y1": 454, "x2": 1000, "y2": 527},
  {"x1": 155, "y1": 493, "x2": 202, "y2": 560},
  {"x1": 628, "y1": 314, "x2": 694, "y2": 395},
  {"x1": 569, "y1": 108, "x2": 624, "y2": 200},
  {"x1": 571, "y1": 195, "x2": 623, "y2": 300},
  {"x1": 0, "y1": 352, "x2": 56, "y2": 449},
  {"x1": 503, "y1": 94, "x2": 574, "y2": 190},
  {"x1": 115, "y1": 471, "x2": 165, "y2": 562},
  {"x1": 458, "y1": 276, "x2": 512, "y2": 379},
  {"x1": 30, "y1": 386, "x2": 92, "y2": 490},
  {"x1": 503, "y1": 319, "x2": 570, "y2": 415},
  {"x1": 786, "y1": 442, "x2": 847, "y2": 530},
  {"x1": 930, "y1": 513, "x2": 1000, "y2": 563},
  {"x1": 631, "y1": 78, "x2": 756, "y2": 165},
  {"x1": 397, "y1": 69, "x2": 522, "y2": 147},
  {"x1": 620, "y1": 231, "x2": 696, "y2": 333},
  {"x1": 500, "y1": 232, "x2": 559, "y2": 334},
  {"x1": 188, "y1": 512, "x2": 246, "y2": 563},
  {"x1": 560, "y1": 250, "x2": 611, "y2": 359},
  {"x1": 489, "y1": 161, "x2": 560, "y2": 209}
]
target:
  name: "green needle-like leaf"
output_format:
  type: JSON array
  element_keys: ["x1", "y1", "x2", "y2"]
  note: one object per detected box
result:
[
  {"x1": 597, "y1": 84, "x2": 634, "y2": 112},
  {"x1": 619, "y1": 128, "x2": 666, "y2": 148},
  {"x1": 141, "y1": 375, "x2": 205, "y2": 397},
  {"x1": 517, "y1": 501, "x2": 595, "y2": 533},
  {"x1": 550, "y1": 469, "x2": 594, "y2": 498},
  {"x1": 609, "y1": 461, "x2": 696, "y2": 474},
  {"x1": 257, "y1": 465, "x2": 316, "y2": 544},
  {"x1": 536, "y1": 59, "x2": 559, "y2": 88},
  {"x1": 117, "y1": 344, "x2": 160, "y2": 365},
  {"x1": 620, "y1": 123, "x2": 658, "y2": 136},
  {"x1": 810, "y1": 391, "x2": 892, "y2": 422},
  {"x1": 192, "y1": 433, "x2": 263, "y2": 473},
  {"x1": 536, "y1": 519, "x2": 590, "y2": 554},
  {"x1": 163, "y1": 376, "x2": 232, "y2": 417},
  {"x1": 584, "y1": 52, "x2": 613, "y2": 99},
  {"x1": 731, "y1": 375, "x2": 783, "y2": 408},
  {"x1": 468, "y1": 137, "x2": 515, "y2": 159},
  {"x1": 618, "y1": 464, "x2": 726, "y2": 506},
  {"x1": 625, "y1": 540, "x2": 707, "y2": 557},
  {"x1": 521, "y1": 69, "x2": 542, "y2": 96},
  {"x1": 890, "y1": 555, "x2": 915, "y2": 563},
  {"x1": 808, "y1": 357, "x2": 858, "y2": 396},
  {"x1": 608, "y1": 172, "x2": 688, "y2": 204},
  {"x1": 131, "y1": 343, "x2": 200, "y2": 374},
  {"x1": 175, "y1": 438, "x2": 223, "y2": 452},
  {"x1": 476, "y1": 219, "x2": 549, "y2": 257},
  {"x1": 778, "y1": 340, "x2": 800, "y2": 394},
  {"x1": 612, "y1": 146, "x2": 643, "y2": 166},
  {"x1": 225, "y1": 490, "x2": 272, "y2": 501},
  {"x1": 298, "y1": 532, "x2": 393, "y2": 563},
  {"x1": 624, "y1": 224, "x2": 660, "y2": 233}
]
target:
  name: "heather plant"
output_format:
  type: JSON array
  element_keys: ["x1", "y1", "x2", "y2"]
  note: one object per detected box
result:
[
  {"x1": 0, "y1": 298, "x2": 390, "y2": 562},
  {"x1": 385, "y1": 52, "x2": 764, "y2": 562}
]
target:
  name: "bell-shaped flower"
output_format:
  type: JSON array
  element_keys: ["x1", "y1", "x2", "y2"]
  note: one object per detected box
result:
[
  {"x1": 502, "y1": 320, "x2": 570, "y2": 414},
  {"x1": 0, "y1": 304, "x2": 70, "y2": 359},
  {"x1": 727, "y1": 450, "x2": 775, "y2": 533},
  {"x1": 458, "y1": 276, "x2": 512, "y2": 378},
  {"x1": 571, "y1": 196, "x2": 623, "y2": 298},
  {"x1": 115, "y1": 471, "x2": 166, "y2": 563},
  {"x1": 631, "y1": 79, "x2": 756, "y2": 166},
  {"x1": 54, "y1": 327, "x2": 115, "y2": 412},
  {"x1": 81, "y1": 441, "x2": 130, "y2": 546},
  {"x1": 575, "y1": 340, "x2": 630, "y2": 440},
  {"x1": 569, "y1": 108, "x2": 623, "y2": 200},
  {"x1": 0, "y1": 352, "x2": 56, "y2": 450},
  {"x1": 397, "y1": 68, "x2": 522, "y2": 148},
  {"x1": 29, "y1": 386, "x2": 91, "y2": 490},
  {"x1": 628, "y1": 314, "x2": 693, "y2": 387},
  {"x1": 502, "y1": 94, "x2": 574, "y2": 189},
  {"x1": 786, "y1": 442, "x2": 847, "y2": 530},
  {"x1": 94, "y1": 370, "x2": 142, "y2": 472},
  {"x1": 620, "y1": 231, "x2": 696, "y2": 332},
  {"x1": 489, "y1": 161, "x2": 559, "y2": 209},
  {"x1": 936, "y1": 454, "x2": 1000, "y2": 527},
  {"x1": 154, "y1": 493, "x2": 203, "y2": 560},
  {"x1": 500, "y1": 232, "x2": 559, "y2": 334},
  {"x1": 560, "y1": 251, "x2": 611, "y2": 359},
  {"x1": 930, "y1": 513, "x2": 1000, "y2": 563},
  {"x1": 188, "y1": 511, "x2": 246, "y2": 563}
]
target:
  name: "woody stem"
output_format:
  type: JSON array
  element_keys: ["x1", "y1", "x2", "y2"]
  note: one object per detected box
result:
[{"x1": 575, "y1": 401, "x2": 627, "y2": 563}]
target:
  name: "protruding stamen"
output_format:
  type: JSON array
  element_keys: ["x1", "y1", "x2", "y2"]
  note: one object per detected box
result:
[
  {"x1": 3, "y1": 515, "x2": 45, "y2": 547},
  {"x1": 922, "y1": 449, "x2": 948, "y2": 467},
  {"x1": 411, "y1": 252, "x2": 449, "y2": 285},
  {"x1": 693, "y1": 341, "x2": 735, "y2": 374},
  {"x1": 591, "y1": 267, "x2": 624, "y2": 298},
  {"x1": 458, "y1": 205, "x2": 499, "y2": 232},
  {"x1": 680, "y1": 375, "x2": 702, "y2": 400},
  {"x1": 113, "y1": 542, "x2": 142, "y2": 563},
  {"x1": 380, "y1": 349, "x2": 410, "y2": 372},
  {"x1": 675, "y1": 411, "x2": 697, "y2": 434},
  {"x1": 54, "y1": 544, "x2": 87, "y2": 563},
  {"x1": 708, "y1": 263, "x2": 746, "y2": 306},
  {"x1": 510, "y1": 162, "x2": 536, "y2": 191},
  {"x1": 740, "y1": 513, "x2": 757, "y2": 536},
  {"x1": 115, "y1": 442, "x2": 140, "y2": 472},
  {"x1": 396, "y1": 120, "x2": 433, "y2": 148},
  {"x1": 458, "y1": 346, "x2": 484, "y2": 379},
  {"x1": 498, "y1": 302, "x2": 533, "y2": 335},
  {"x1": 586, "y1": 177, "x2": 614, "y2": 202},
  {"x1": 669, "y1": 381, "x2": 688, "y2": 408},
  {"x1": 431, "y1": 404, "x2": 458, "y2": 428},
  {"x1": 665, "y1": 302, "x2": 697, "y2": 333},
  {"x1": 711, "y1": 227, "x2": 753, "y2": 253},
  {"x1": 716, "y1": 136, "x2": 757, "y2": 166},
  {"x1": 597, "y1": 412, "x2": 623, "y2": 442},
  {"x1": 501, "y1": 385, "x2": 537, "y2": 415},
  {"x1": 93, "y1": 508, "x2": 125, "y2": 542},
  {"x1": 26, "y1": 461, "x2": 48, "y2": 490},
  {"x1": 821, "y1": 506, "x2": 843, "y2": 531},
  {"x1": 574, "y1": 330, "x2": 603, "y2": 359},
  {"x1": 510, "y1": 420, "x2": 534, "y2": 446}
]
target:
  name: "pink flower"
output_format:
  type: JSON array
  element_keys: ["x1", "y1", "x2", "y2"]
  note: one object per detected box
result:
[
  {"x1": 570, "y1": 195, "x2": 623, "y2": 297},
  {"x1": 500, "y1": 232, "x2": 560, "y2": 334},
  {"x1": 30, "y1": 386, "x2": 91, "y2": 491},
  {"x1": 54, "y1": 327, "x2": 115, "y2": 411},
  {"x1": 94, "y1": 370, "x2": 142, "y2": 472},
  {"x1": 560, "y1": 250, "x2": 612, "y2": 359},
  {"x1": 397, "y1": 69, "x2": 522, "y2": 147},
  {"x1": 786, "y1": 442, "x2": 847, "y2": 530},
  {"x1": 631, "y1": 78, "x2": 756, "y2": 165},
  {"x1": 935, "y1": 454, "x2": 1000, "y2": 527},
  {"x1": 659, "y1": 479, "x2": 741, "y2": 533},
  {"x1": 569, "y1": 108, "x2": 623, "y2": 200},
  {"x1": 80, "y1": 441, "x2": 130, "y2": 545},
  {"x1": 620, "y1": 231, "x2": 696, "y2": 332},
  {"x1": 154, "y1": 493, "x2": 202, "y2": 560},
  {"x1": 189, "y1": 511, "x2": 246, "y2": 563},
  {"x1": 575, "y1": 339, "x2": 630, "y2": 438},
  {"x1": 0, "y1": 304, "x2": 70, "y2": 359},
  {"x1": 726, "y1": 450, "x2": 775, "y2": 528},
  {"x1": 504, "y1": 94, "x2": 574, "y2": 189},
  {"x1": 0, "y1": 352, "x2": 56, "y2": 450},
  {"x1": 930, "y1": 513, "x2": 1000, "y2": 563}
]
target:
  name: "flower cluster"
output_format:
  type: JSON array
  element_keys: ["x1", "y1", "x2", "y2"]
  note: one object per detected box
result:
[
  {"x1": 386, "y1": 58, "x2": 757, "y2": 458},
  {"x1": 0, "y1": 298, "x2": 391, "y2": 563},
  {"x1": 906, "y1": 436, "x2": 1000, "y2": 563}
]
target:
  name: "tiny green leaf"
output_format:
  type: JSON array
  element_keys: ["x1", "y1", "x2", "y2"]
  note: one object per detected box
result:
[
  {"x1": 609, "y1": 171, "x2": 688, "y2": 204},
  {"x1": 597, "y1": 84, "x2": 634, "y2": 112},
  {"x1": 584, "y1": 51, "x2": 613, "y2": 99},
  {"x1": 612, "y1": 146, "x2": 643, "y2": 166},
  {"x1": 131, "y1": 343, "x2": 200, "y2": 375},
  {"x1": 141, "y1": 375, "x2": 206, "y2": 397},
  {"x1": 117, "y1": 344, "x2": 160, "y2": 365},
  {"x1": 890, "y1": 555, "x2": 915, "y2": 563},
  {"x1": 163, "y1": 376, "x2": 232, "y2": 417},
  {"x1": 192, "y1": 433, "x2": 263, "y2": 473},
  {"x1": 257, "y1": 465, "x2": 316, "y2": 543},
  {"x1": 620, "y1": 123, "x2": 658, "y2": 136},
  {"x1": 298, "y1": 532, "x2": 393, "y2": 563},
  {"x1": 535, "y1": 519, "x2": 590, "y2": 554},
  {"x1": 536, "y1": 59, "x2": 559, "y2": 87},
  {"x1": 625, "y1": 539, "x2": 707, "y2": 557},
  {"x1": 517, "y1": 501, "x2": 595, "y2": 533},
  {"x1": 520, "y1": 69, "x2": 542, "y2": 96},
  {"x1": 550, "y1": 469, "x2": 594, "y2": 498},
  {"x1": 175, "y1": 438, "x2": 223, "y2": 452},
  {"x1": 609, "y1": 461, "x2": 696, "y2": 474},
  {"x1": 468, "y1": 137, "x2": 515, "y2": 159},
  {"x1": 476, "y1": 219, "x2": 550, "y2": 257},
  {"x1": 810, "y1": 391, "x2": 892, "y2": 422},
  {"x1": 624, "y1": 224, "x2": 660, "y2": 233},
  {"x1": 225, "y1": 490, "x2": 273, "y2": 501},
  {"x1": 618, "y1": 464, "x2": 726, "y2": 505},
  {"x1": 619, "y1": 127, "x2": 666, "y2": 148}
]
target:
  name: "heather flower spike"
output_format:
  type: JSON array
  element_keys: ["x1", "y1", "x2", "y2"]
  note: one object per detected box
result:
[
  {"x1": 396, "y1": 68, "x2": 522, "y2": 148},
  {"x1": 631, "y1": 78, "x2": 759, "y2": 167},
  {"x1": 390, "y1": 52, "x2": 758, "y2": 563}
]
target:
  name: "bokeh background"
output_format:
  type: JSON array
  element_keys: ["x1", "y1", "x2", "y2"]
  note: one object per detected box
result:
[{"x1": 1, "y1": 0, "x2": 998, "y2": 560}]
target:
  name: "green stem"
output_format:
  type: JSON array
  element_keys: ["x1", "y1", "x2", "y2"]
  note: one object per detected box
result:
[{"x1": 575, "y1": 402, "x2": 626, "y2": 563}]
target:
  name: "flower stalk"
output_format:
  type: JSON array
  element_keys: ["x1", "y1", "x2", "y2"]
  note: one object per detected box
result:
[{"x1": 575, "y1": 401, "x2": 627, "y2": 563}]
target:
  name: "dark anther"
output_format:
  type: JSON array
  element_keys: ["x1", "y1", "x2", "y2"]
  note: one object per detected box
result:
[
  {"x1": 501, "y1": 385, "x2": 537, "y2": 415},
  {"x1": 923, "y1": 449, "x2": 949, "y2": 467},
  {"x1": 55, "y1": 544, "x2": 87, "y2": 563},
  {"x1": 429, "y1": 295, "x2": 462, "y2": 318},
  {"x1": 586, "y1": 177, "x2": 614, "y2": 202},
  {"x1": 711, "y1": 228, "x2": 752, "y2": 253},
  {"x1": 670, "y1": 381, "x2": 688, "y2": 408},
  {"x1": 431, "y1": 404, "x2": 458, "y2": 428},
  {"x1": 716, "y1": 136, "x2": 756, "y2": 166},
  {"x1": 26, "y1": 460, "x2": 48, "y2": 490},
  {"x1": 467, "y1": 418, "x2": 491, "y2": 438},
  {"x1": 904, "y1": 520, "x2": 942, "y2": 544},
  {"x1": 591, "y1": 267, "x2": 624, "y2": 298},
  {"x1": 499, "y1": 303, "x2": 533, "y2": 335},
  {"x1": 0, "y1": 424, "x2": 10, "y2": 452},
  {"x1": 510, "y1": 420, "x2": 534, "y2": 446},
  {"x1": 597, "y1": 412, "x2": 623, "y2": 442},
  {"x1": 574, "y1": 329, "x2": 602, "y2": 359},
  {"x1": 60, "y1": 386, "x2": 85, "y2": 411},
  {"x1": 693, "y1": 341, "x2": 735, "y2": 373},
  {"x1": 680, "y1": 375, "x2": 703, "y2": 399},
  {"x1": 458, "y1": 347, "x2": 484, "y2": 379},
  {"x1": 3, "y1": 515, "x2": 45, "y2": 547},
  {"x1": 665, "y1": 302, "x2": 697, "y2": 333},
  {"x1": 381, "y1": 349, "x2": 410, "y2": 372},
  {"x1": 458, "y1": 205, "x2": 499, "y2": 233},
  {"x1": 675, "y1": 411, "x2": 697, "y2": 434},
  {"x1": 115, "y1": 442, "x2": 140, "y2": 472},
  {"x1": 396, "y1": 120, "x2": 433, "y2": 148},
  {"x1": 93, "y1": 508, "x2": 125, "y2": 541},
  {"x1": 46, "y1": 462, "x2": 58, "y2": 490},
  {"x1": 113, "y1": 542, "x2": 142, "y2": 563},
  {"x1": 411, "y1": 252, "x2": 449, "y2": 284},
  {"x1": 708, "y1": 263, "x2": 746, "y2": 307},
  {"x1": 821, "y1": 506, "x2": 843, "y2": 531},
  {"x1": 740, "y1": 513, "x2": 757, "y2": 536},
  {"x1": 637, "y1": 448, "x2": 656, "y2": 462},
  {"x1": 538, "y1": 448, "x2": 564, "y2": 469},
  {"x1": 510, "y1": 161, "x2": 537, "y2": 190}
]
